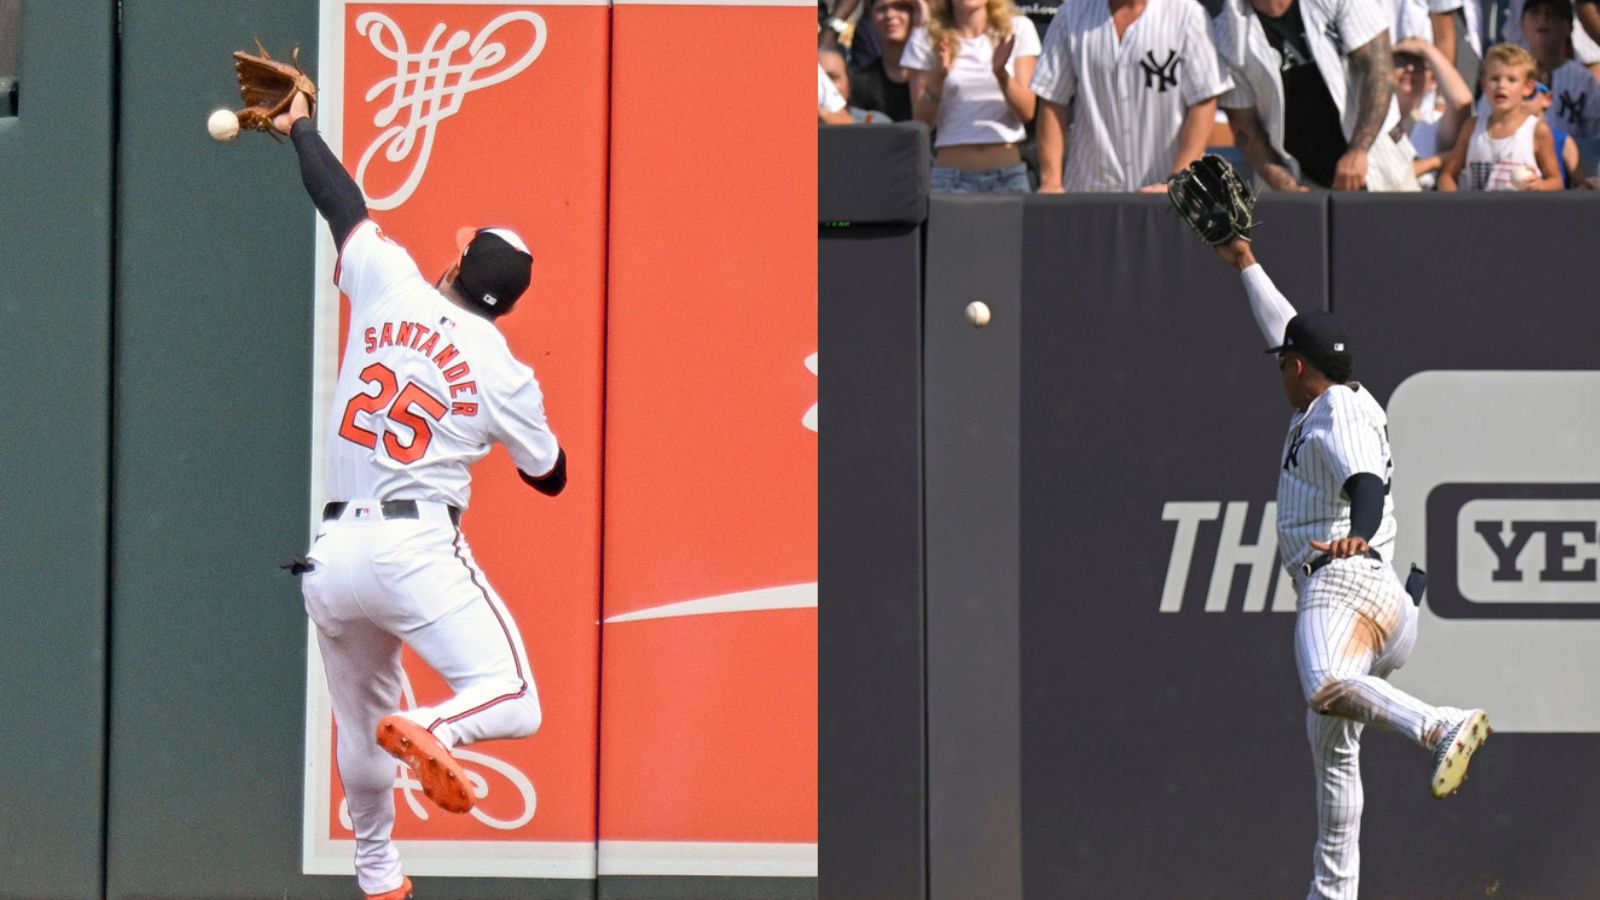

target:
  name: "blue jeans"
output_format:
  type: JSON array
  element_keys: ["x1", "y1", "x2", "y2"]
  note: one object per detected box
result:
[{"x1": 930, "y1": 162, "x2": 1031, "y2": 194}]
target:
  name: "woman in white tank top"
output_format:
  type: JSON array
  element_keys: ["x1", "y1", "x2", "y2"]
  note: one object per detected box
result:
[
  {"x1": 903, "y1": 0, "x2": 1041, "y2": 192},
  {"x1": 1438, "y1": 43, "x2": 1563, "y2": 191}
]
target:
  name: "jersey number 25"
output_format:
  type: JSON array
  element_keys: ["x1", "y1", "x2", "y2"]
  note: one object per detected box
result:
[{"x1": 338, "y1": 362, "x2": 448, "y2": 464}]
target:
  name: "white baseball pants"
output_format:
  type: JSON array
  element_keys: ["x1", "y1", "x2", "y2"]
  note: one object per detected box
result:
[
  {"x1": 1293, "y1": 556, "x2": 1462, "y2": 900},
  {"x1": 301, "y1": 501, "x2": 541, "y2": 895}
]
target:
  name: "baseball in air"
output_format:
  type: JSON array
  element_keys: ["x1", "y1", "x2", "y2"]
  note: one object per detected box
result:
[
  {"x1": 208, "y1": 108, "x2": 240, "y2": 142},
  {"x1": 965, "y1": 300, "x2": 992, "y2": 328}
]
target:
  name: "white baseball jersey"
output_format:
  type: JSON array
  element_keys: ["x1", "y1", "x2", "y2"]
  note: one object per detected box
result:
[
  {"x1": 330, "y1": 219, "x2": 560, "y2": 509},
  {"x1": 1212, "y1": 0, "x2": 1419, "y2": 191},
  {"x1": 1029, "y1": 0, "x2": 1232, "y2": 190},
  {"x1": 1276, "y1": 384, "x2": 1397, "y2": 576}
]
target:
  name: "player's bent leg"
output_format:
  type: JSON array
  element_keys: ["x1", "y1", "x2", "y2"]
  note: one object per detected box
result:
[
  {"x1": 1295, "y1": 592, "x2": 1448, "y2": 747},
  {"x1": 374, "y1": 524, "x2": 543, "y2": 746},
  {"x1": 403, "y1": 589, "x2": 543, "y2": 746},
  {"x1": 1305, "y1": 712, "x2": 1363, "y2": 900}
]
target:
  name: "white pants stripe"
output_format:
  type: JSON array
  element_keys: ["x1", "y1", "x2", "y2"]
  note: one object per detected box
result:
[
  {"x1": 302, "y1": 515, "x2": 542, "y2": 894},
  {"x1": 1293, "y1": 557, "x2": 1460, "y2": 900}
]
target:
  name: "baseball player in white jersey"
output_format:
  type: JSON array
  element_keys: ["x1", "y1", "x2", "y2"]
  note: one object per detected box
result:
[
  {"x1": 1210, "y1": 234, "x2": 1490, "y2": 900},
  {"x1": 273, "y1": 93, "x2": 565, "y2": 900},
  {"x1": 1028, "y1": 0, "x2": 1232, "y2": 191}
]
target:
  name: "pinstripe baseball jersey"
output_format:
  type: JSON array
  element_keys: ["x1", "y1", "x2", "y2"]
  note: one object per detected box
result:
[
  {"x1": 1276, "y1": 384, "x2": 1396, "y2": 576},
  {"x1": 1029, "y1": 0, "x2": 1231, "y2": 191}
]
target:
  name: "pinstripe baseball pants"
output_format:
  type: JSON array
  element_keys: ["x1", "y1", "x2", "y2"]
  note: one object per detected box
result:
[{"x1": 1293, "y1": 556, "x2": 1462, "y2": 900}]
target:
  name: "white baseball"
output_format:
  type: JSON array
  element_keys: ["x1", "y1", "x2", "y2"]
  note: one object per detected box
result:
[
  {"x1": 208, "y1": 108, "x2": 240, "y2": 142},
  {"x1": 965, "y1": 300, "x2": 992, "y2": 328},
  {"x1": 1510, "y1": 164, "x2": 1538, "y2": 191}
]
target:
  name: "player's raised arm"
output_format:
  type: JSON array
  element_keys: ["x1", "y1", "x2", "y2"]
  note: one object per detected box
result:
[
  {"x1": 1168, "y1": 155, "x2": 1296, "y2": 347},
  {"x1": 273, "y1": 90, "x2": 367, "y2": 247},
  {"x1": 1214, "y1": 238, "x2": 1297, "y2": 349}
]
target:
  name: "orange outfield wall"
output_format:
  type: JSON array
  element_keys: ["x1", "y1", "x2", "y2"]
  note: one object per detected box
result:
[{"x1": 599, "y1": 0, "x2": 819, "y2": 855}]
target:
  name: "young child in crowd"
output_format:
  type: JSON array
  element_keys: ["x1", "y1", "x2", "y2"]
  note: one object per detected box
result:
[{"x1": 1439, "y1": 44, "x2": 1564, "y2": 190}]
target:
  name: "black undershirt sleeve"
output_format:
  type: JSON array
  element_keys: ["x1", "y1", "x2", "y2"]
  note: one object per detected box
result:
[
  {"x1": 1344, "y1": 473, "x2": 1384, "y2": 542},
  {"x1": 518, "y1": 448, "x2": 567, "y2": 497},
  {"x1": 289, "y1": 118, "x2": 367, "y2": 247}
]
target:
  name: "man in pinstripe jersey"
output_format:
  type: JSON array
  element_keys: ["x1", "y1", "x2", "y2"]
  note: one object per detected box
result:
[
  {"x1": 1029, "y1": 0, "x2": 1233, "y2": 191},
  {"x1": 1212, "y1": 235, "x2": 1489, "y2": 900}
]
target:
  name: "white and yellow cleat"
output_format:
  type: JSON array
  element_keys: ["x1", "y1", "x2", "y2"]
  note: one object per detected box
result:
[{"x1": 1431, "y1": 709, "x2": 1491, "y2": 798}]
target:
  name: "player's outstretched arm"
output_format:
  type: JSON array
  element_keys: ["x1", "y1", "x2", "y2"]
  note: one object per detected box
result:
[
  {"x1": 1215, "y1": 238, "x2": 1297, "y2": 348},
  {"x1": 274, "y1": 91, "x2": 368, "y2": 247}
]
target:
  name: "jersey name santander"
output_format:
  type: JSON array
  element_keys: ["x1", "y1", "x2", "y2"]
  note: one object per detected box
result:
[
  {"x1": 1276, "y1": 383, "x2": 1396, "y2": 576},
  {"x1": 329, "y1": 220, "x2": 559, "y2": 509}
]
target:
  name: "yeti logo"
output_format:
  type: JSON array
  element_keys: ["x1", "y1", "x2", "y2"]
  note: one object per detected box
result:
[
  {"x1": 1388, "y1": 370, "x2": 1600, "y2": 733},
  {"x1": 1425, "y1": 485, "x2": 1600, "y2": 619}
]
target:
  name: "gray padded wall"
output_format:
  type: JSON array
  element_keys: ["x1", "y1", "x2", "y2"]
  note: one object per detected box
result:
[
  {"x1": 0, "y1": 3, "x2": 115, "y2": 898},
  {"x1": 1326, "y1": 193, "x2": 1600, "y2": 897},
  {"x1": 1017, "y1": 195, "x2": 1330, "y2": 898},
  {"x1": 922, "y1": 195, "x2": 1025, "y2": 900},
  {"x1": 818, "y1": 222, "x2": 927, "y2": 900}
]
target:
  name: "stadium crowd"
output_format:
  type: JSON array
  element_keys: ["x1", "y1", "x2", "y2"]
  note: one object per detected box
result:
[{"x1": 818, "y1": 0, "x2": 1600, "y2": 190}]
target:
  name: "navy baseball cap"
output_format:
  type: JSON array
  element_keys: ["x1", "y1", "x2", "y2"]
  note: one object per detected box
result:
[
  {"x1": 1523, "y1": 0, "x2": 1573, "y2": 19},
  {"x1": 454, "y1": 226, "x2": 533, "y2": 316},
  {"x1": 1267, "y1": 311, "x2": 1351, "y2": 369}
]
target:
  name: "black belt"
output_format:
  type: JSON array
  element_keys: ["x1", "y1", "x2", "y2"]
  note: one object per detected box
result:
[
  {"x1": 1301, "y1": 548, "x2": 1381, "y2": 577},
  {"x1": 323, "y1": 500, "x2": 461, "y2": 526}
]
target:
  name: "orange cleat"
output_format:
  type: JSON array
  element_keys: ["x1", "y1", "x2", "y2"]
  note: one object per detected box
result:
[
  {"x1": 376, "y1": 715, "x2": 475, "y2": 813},
  {"x1": 366, "y1": 874, "x2": 414, "y2": 900}
]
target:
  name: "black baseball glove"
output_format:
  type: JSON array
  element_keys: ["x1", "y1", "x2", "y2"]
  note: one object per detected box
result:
[{"x1": 1167, "y1": 154, "x2": 1256, "y2": 245}]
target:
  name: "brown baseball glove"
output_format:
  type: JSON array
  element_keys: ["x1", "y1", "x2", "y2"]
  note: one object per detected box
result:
[{"x1": 232, "y1": 41, "x2": 317, "y2": 134}]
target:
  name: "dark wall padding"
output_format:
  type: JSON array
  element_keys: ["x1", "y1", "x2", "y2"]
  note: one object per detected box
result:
[
  {"x1": 1017, "y1": 194, "x2": 1331, "y2": 898},
  {"x1": 818, "y1": 123, "x2": 931, "y2": 225},
  {"x1": 819, "y1": 222, "x2": 927, "y2": 900},
  {"x1": 0, "y1": 3, "x2": 115, "y2": 897},
  {"x1": 1328, "y1": 193, "x2": 1600, "y2": 898}
]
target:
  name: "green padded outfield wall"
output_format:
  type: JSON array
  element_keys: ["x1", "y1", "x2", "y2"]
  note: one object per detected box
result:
[
  {"x1": 106, "y1": 3, "x2": 331, "y2": 898},
  {"x1": 0, "y1": 2, "x2": 114, "y2": 899}
]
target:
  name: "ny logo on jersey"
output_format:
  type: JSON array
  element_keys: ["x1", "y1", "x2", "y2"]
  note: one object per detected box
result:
[
  {"x1": 1323, "y1": 20, "x2": 1344, "y2": 54},
  {"x1": 1140, "y1": 50, "x2": 1182, "y2": 92},
  {"x1": 1283, "y1": 426, "x2": 1306, "y2": 471},
  {"x1": 1559, "y1": 90, "x2": 1586, "y2": 124}
]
